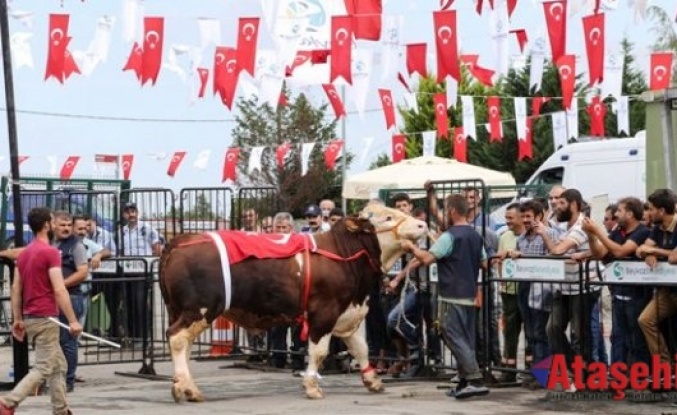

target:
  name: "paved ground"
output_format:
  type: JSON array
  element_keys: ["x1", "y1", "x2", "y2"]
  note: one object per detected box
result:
[{"x1": 0, "y1": 359, "x2": 676, "y2": 414}]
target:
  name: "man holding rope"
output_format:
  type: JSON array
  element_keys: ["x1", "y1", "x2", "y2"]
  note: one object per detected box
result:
[{"x1": 0, "y1": 207, "x2": 82, "y2": 415}]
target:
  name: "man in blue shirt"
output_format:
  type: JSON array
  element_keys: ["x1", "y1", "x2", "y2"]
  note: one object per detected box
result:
[{"x1": 401, "y1": 193, "x2": 489, "y2": 400}]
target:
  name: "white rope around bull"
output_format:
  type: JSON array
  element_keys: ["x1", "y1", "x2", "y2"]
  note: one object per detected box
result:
[
  {"x1": 207, "y1": 232, "x2": 232, "y2": 311},
  {"x1": 47, "y1": 317, "x2": 121, "y2": 348}
]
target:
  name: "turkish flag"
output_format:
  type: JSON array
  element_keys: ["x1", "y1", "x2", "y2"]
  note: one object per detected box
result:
[
  {"x1": 330, "y1": 16, "x2": 353, "y2": 84},
  {"x1": 236, "y1": 17, "x2": 259, "y2": 76},
  {"x1": 197, "y1": 68, "x2": 209, "y2": 98},
  {"x1": 583, "y1": 13, "x2": 605, "y2": 86},
  {"x1": 509, "y1": 29, "x2": 528, "y2": 53},
  {"x1": 587, "y1": 96, "x2": 606, "y2": 137},
  {"x1": 123, "y1": 42, "x2": 143, "y2": 80},
  {"x1": 433, "y1": 10, "x2": 460, "y2": 82},
  {"x1": 121, "y1": 154, "x2": 134, "y2": 180},
  {"x1": 433, "y1": 93, "x2": 449, "y2": 139},
  {"x1": 453, "y1": 127, "x2": 467, "y2": 162},
  {"x1": 378, "y1": 88, "x2": 396, "y2": 130},
  {"x1": 543, "y1": 0, "x2": 567, "y2": 65},
  {"x1": 487, "y1": 96, "x2": 502, "y2": 142},
  {"x1": 276, "y1": 143, "x2": 291, "y2": 169},
  {"x1": 18, "y1": 156, "x2": 29, "y2": 165},
  {"x1": 460, "y1": 54, "x2": 494, "y2": 87},
  {"x1": 532, "y1": 96, "x2": 549, "y2": 117},
  {"x1": 311, "y1": 49, "x2": 330, "y2": 64},
  {"x1": 45, "y1": 14, "x2": 70, "y2": 83},
  {"x1": 556, "y1": 54, "x2": 576, "y2": 110},
  {"x1": 222, "y1": 148, "x2": 240, "y2": 182},
  {"x1": 344, "y1": 0, "x2": 382, "y2": 41},
  {"x1": 324, "y1": 140, "x2": 344, "y2": 170},
  {"x1": 650, "y1": 52, "x2": 673, "y2": 90},
  {"x1": 286, "y1": 51, "x2": 312, "y2": 76},
  {"x1": 518, "y1": 118, "x2": 534, "y2": 161},
  {"x1": 141, "y1": 17, "x2": 164, "y2": 86},
  {"x1": 398, "y1": 72, "x2": 411, "y2": 92},
  {"x1": 167, "y1": 151, "x2": 187, "y2": 177},
  {"x1": 59, "y1": 156, "x2": 80, "y2": 180},
  {"x1": 406, "y1": 43, "x2": 427, "y2": 77},
  {"x1": 392, "y1": 134, "x2": 406, "y2": 163},
  {"x1": 95, "y1": 154, "x2": 118, "y2": 163},
  {"x1": 213, "y1": 46, "x2": 239, "y2": 110},
  {"x1": 322, "y1": 84, "x2": 346, "y2": 119},
  {"x1": 508, "y1": 0, "x2": 518, "y2": 17},
  {"x1": 278, "y1": 91, "x2": 288, "y2": 107},
  {"x1": 63, "y1": 46, "x2": 80, "y2": 80}
]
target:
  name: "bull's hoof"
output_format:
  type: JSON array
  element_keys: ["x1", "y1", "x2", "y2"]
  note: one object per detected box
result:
[
  {"x1": 171, "y1": 385, "x2": 184, "y2": 403},
  {"x1": 363, "y1": 378, "x2": 385, "y2": 393},
  {"x1": 171, "y1": 383, "x2": 204, "y2": 403},
  {"x1": 186, "y1": 389, "x2": 204, "y2": 402},
  {"x1": 302, "y1": 376, "x2": 324, "y2": 399}
]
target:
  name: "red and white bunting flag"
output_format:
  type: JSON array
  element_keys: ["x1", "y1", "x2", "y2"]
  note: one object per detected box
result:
[
  {"x1": 392, "y1": 134, "x2": 406, "y2": 163},
  {"x1": 433, "y1": 10, "x2": 460, "y2": 82},
  {"x1": 322, "y1": 84, "x2": 346, "y2": 119},
  {"x1": 344, "y1": 0, "x2": 382, "y2": 41},
  {"x1": 167, "y1": 151, "x2": 187, "y2": 177},
  {"x1": 222, "y1": 148, "x2": 240, "y2": 182},
  {"x1": 433, "y1": 93, "x2": 448, "y2": 139},
  {"x1": 378, "y1": 88, "x2": 396, "y2": 130},
  {"x1": 197, "y1": 67, "x2": 209, "y2": 98},
  {"x1": 582, "y1": 13, "x2": 605, "y2": 87},
  {"x1": 63, "y1": 47, "x2": 80, "y2": 80},
  {"x1": 324, "y1": 139, "x2": 344, "y2": 170},
  {"x1": 460, "y1": 54, "x2": 494, "y2": 87},
  {"x1": 95, "y1": 154, "x2": 118, "y2": 163},
  {"x1": 286, "y1": 51, "x2": 312, "y2": 77},
  {"x1": 330, "y1": 16, "x2": 353, "y2": 84},
  {"x1": 406, "y1": 43, "x2": 427, "y2": 77},
  {"x1": 236, "y1": 17, "x2": 259, "y2": 76},
  {"x1": 508, "y1": 0, "x2": 518, "y2": 17},
  {"x1": 487, "y1": 96, "x2": 502, "y2": 142},
  {"x1": 650, "y1": 52, "x2": 673, "y2": 90},
  {"x1": 398, "y1": 72, "x2": 411, "y2": 92},
  {"x1": 45, "y1": 14, "x2": 70, "y2": 83},
  {"x1": 123, "y1": 42, "x2": 143, "y2": 80},
  {"x1": 59, "y1": 156, "x2": 80, "y2": 180},
  {"x1": 543, "y1": 0, "x2": 567, "y2": 65},
  {"x1": 275, "y1": 143, "x2": 291, "y2": 170},
  {"x1": 453, "y1": 127, "x2": 467, "y2": 163},
  {"x1": 121, "y1": 154, "x2": 134, "y2": 180},
  {"x1": 141, "y1": 17, "x2": 164, "y2": 86},
  {"x1": 440, "y1": 0, "x2": 454, "y2": 10},
  {"x1": 18, "y1": 156, "x2": 29, "y2": 165},
  {"x1": 213, "y1": 46, "x2": 239, "y2": 109},
  {"x1": 518, "y1": 118, "x2": 534, "y2": 160},
  {"x1": 587, "y1": 96, "x2": 606, "y2": 137},
  {"x1": 556, "y1": 54, "x2": 576, "y2": 110},
  {"x1": 509, "y1": 29, "x2": 528, "y2": 53},
  {"x1": 532, "y1": 96, "x2": 549, "y2": 117}
]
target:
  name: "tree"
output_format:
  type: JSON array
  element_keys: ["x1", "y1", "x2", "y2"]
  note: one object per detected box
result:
[
  {"x1": 369, "y1": 154, "x2": 392, "y2": 170},
  {"x1": 647, "y1": 5, "x2": 677, "y2": 83},
  {"x1": 231, "y1": 93, "x2": 351, "y2": 216},
  {"x1": 183, "y1": 194, "x2": 216, "y2": 220}
]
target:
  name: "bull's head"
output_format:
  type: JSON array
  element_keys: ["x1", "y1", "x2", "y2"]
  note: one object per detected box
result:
[{"x1": 360, "y1": 202, "x2": 427, "y2": 271}]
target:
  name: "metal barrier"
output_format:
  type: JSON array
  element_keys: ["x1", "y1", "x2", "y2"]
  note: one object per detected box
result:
[{"x1": 178, "y1": 187, "x2": 235, "y2": 234}]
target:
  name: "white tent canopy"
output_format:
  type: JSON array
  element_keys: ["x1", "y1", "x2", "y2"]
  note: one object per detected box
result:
[{"x1": 343, "y1": 156, "x2": 516, "y2": 200}]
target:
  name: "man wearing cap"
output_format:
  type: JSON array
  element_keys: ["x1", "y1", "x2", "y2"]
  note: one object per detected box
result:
[
  {"x1": 119, "y1": 202, "x2": 162, "y2": 346},
  {"x1": 301, "y1": 204, "x2": 330, "y2": 233}
]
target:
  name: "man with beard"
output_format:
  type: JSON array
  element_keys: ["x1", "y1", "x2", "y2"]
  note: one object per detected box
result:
[
  {"x1": 536, "y1": 189, "x2": 600, "y2": 378},
  {"x1": 583, "y1": 197, "x2": 651, "y2": 367},
  {"x1": 637, "y1": 189, "x2": 677, "y2": 363}
]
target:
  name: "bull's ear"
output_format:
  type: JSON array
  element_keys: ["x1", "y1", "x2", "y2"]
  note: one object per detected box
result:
[
  {"x1": 344, "y1": 217, "x2": 360, "y2": 232},
  {"x1": 358, "y1": 210, "x2": 370, "y2": 220}
]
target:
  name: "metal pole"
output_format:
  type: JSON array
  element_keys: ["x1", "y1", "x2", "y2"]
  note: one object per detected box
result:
[
  {"x1": 660, "y1": 97, "x2": 677, "y2": 190},
  {"x1": 0, "y1": 0, "x2": 29, "y2": 385},
  {"x1": 340, "y1": 85, "x2": 347, "y2": 213}
]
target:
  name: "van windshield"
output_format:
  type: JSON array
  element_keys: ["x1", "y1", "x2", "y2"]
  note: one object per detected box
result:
[{"x1": 531, "y1": 167, "x2": 564, "y2": 186}]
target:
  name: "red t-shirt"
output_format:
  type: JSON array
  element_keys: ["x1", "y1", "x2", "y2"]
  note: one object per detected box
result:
[{"x1": 17, "y1": 238, "x2": 62, "y2": 317}]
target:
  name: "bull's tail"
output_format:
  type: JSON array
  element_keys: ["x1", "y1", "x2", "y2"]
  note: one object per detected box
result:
[{"x1": 158, "y1": 235, "x2": 187, "y2": 320}]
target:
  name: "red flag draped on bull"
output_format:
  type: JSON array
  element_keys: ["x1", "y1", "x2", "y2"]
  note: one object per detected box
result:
[
  {"x1": 582, "y1": 13, "x2": 605, "y2": 86},
  {"x1": 392, "y1": 134, "x2": 406, "y2": 163},
  {"x1": 45, "y1": 14, "x2": 70, "y2": 83},
  {"x1": 433, "y1": 10, "x2": 460, "y2": 82},
  {"x1": 406, "y1": 43, "x2": 427, "y2": 77},
  {"x1": 222, "y1": 148, "x2": 240, "y2": 182},
  {"x1": 330, "y1": 16, "x2": 353, "y2": 84},
  {"x1": 59, "y1": 156, "x2": 80, "y2": 180},
  {"x1": 236, "y1": 17, "x2": 259, "y2": 76},
  {"x1": 142, "y1": 17, "x2": 164, "y2": 86},
  {"x1": 543, "y1": 0, "x2": 567, "y2": 65},
  {"x1": 167, "y1": 151, "x2": 187, "y2": 177}
]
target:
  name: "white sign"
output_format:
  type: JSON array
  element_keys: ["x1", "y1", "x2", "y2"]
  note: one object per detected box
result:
[
  {"x1": 93, "y1": 257, "x2": 155, "y2": 274},
  {"x1": 501, "y1": 258, "x2": 567, "y2": 281},
  {"x1": 604, "y1": 261, "x2": 677, "y2": 284}
]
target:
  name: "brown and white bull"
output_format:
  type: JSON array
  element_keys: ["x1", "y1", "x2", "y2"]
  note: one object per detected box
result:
[{"x1": 159, "y1": 203, "x2": 426, "y2": 402}]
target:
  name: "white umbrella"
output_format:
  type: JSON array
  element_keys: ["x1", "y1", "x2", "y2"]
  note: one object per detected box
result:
[{"x1": 343, "y1": 156, "x2": 516, "y2": 200}]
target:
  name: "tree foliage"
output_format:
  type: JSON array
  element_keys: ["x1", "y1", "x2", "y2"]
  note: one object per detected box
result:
[
  {"x1": 231, "y1": 93, "x2": 350, "y2": 216},
  {"x1": 647, "y1": 5, "x2": 677, "y2": 84}
]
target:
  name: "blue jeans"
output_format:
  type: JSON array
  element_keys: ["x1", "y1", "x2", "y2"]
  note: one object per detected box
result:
[
  {"x1": 591, "y1": 298, "x2": 608, "y2": 364},
  {"x1": 529, "y1": 308, "x2": 551, "y2": 364},
  {"x1": 387, "y1": 286, "x2": 420, "y2": 346},
  {"x1": 59, "y1": 292, "x2": 84, "y2": 388},
  {"x1": 611, "y1": 295, "x2": 651, "y2": 365}
]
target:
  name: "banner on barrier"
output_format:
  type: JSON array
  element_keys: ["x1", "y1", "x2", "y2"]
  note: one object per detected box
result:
[
  {"x1": 604, "y1": 261, "x2": 677, "y2": 284},
  {"x1": 501, "y1": 258, "x2": 567, "y2": 281},
  {"x1": 94, "y1": 258, "x2": 153, "y2": 274}
]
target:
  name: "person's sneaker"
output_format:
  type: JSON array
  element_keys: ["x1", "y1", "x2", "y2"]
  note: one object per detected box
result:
[
  {"x1": 66, "y1": 384, "x2": 74, "y2": 393},
  {"x1": 454, "y1": 382, "x2": 490, "y2": 400}
]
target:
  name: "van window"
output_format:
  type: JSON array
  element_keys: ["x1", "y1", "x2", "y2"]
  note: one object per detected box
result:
[{"x1": 532, "y1": 167, "x2": 564, "y2": 186}]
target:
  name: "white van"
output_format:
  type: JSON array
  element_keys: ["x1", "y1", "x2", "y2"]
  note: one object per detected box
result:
[{"x1": 490, "y1": 133, "x2": 646, "y2": 228}]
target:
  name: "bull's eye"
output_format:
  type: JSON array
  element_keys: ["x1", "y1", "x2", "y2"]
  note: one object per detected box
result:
[{"x1": 385, "y1": 216, "x2": 392, "y2": 221}]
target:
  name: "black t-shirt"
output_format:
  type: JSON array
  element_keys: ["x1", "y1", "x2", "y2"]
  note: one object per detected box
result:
[
  {"x1": 606, "y1": 224, "x2": 651, "y2": 298},
  {"x1": 649, "y1": 223, "x2": 677, "y2": 250}
]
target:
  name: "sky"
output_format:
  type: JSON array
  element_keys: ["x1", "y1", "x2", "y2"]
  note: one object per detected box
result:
[{"x1": 0, "y1": 0, "x2": 671, "y2": 193}]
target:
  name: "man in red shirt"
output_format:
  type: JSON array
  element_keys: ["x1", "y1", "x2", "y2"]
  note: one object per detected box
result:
[{"x1": 0, "y1": 207, "x2": 82, "y2": 415}]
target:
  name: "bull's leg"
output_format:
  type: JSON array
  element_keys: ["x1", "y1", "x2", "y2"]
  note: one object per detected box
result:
[
  {"x1": 342, "y1": 332, "x2": 385, "y2": 393},
  {"x1": 303, "y1": 334, "x2": 331, "y2": 399},
  {"x1": 169, "y1": 318, "x2": 210, "y2": 403}
]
